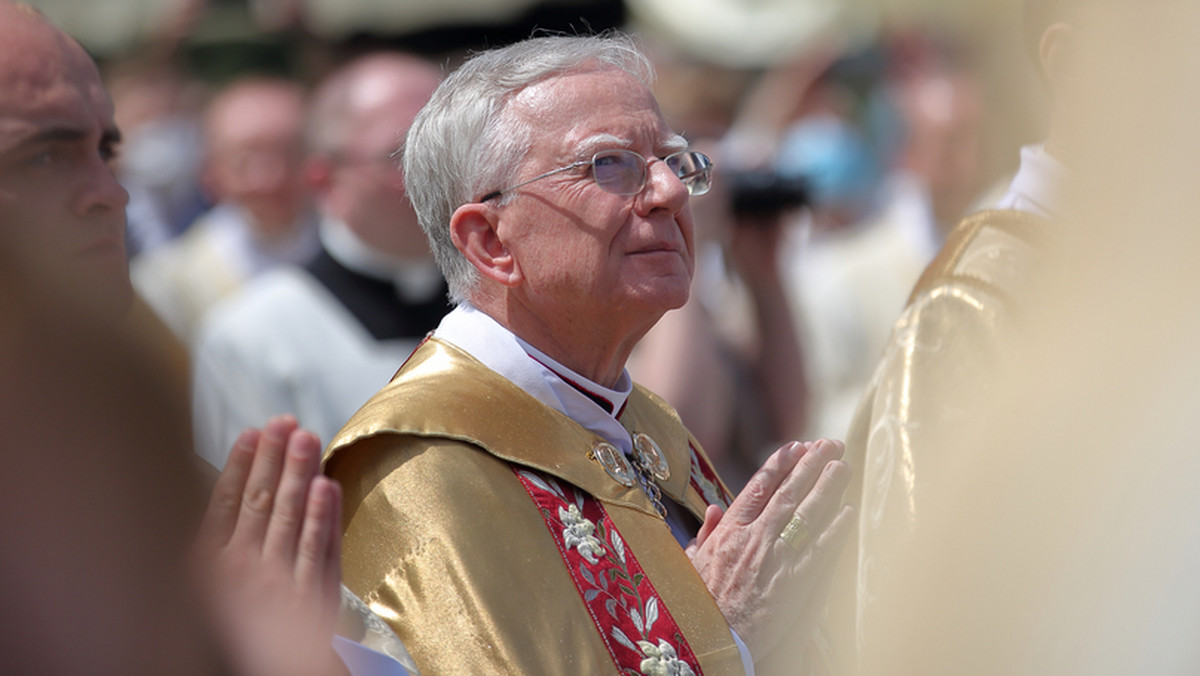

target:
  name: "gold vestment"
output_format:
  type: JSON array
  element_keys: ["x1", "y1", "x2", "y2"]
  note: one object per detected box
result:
[
  {"x1": 322, "y1": 338, "x2": 746, "y2": 675},
  {"x1": 830, "y1": 210, "x2": 1045, "y2": 672}
]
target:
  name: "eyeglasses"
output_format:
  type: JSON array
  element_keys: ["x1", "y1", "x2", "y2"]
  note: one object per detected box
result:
[{"x1": 478, "y1": 148, "x2": 713, "y2": 203}]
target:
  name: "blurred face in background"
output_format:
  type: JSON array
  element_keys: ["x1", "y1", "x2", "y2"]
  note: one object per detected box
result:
[
  {"x1": 203, "y1": 79, "x2": 308, "y2": 239},
  {"x1": 897, "y1": 72, "x2": 985, "y2": 227},
  {"x1": 322, "y1": 58, "x2": 441, "y2": 259},
  {"x1": 0, "y1": 5, "x2": 131, "y2": 315}
]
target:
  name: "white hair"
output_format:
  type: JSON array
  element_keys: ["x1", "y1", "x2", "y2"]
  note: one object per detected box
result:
[{"x1": 402, "y1": 33, "x2": 655, "y2": 305}]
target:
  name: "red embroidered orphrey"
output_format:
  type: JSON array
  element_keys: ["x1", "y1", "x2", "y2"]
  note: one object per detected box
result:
[{"x1": 514, "y1": 468, "x2": 704, "y2": 676}]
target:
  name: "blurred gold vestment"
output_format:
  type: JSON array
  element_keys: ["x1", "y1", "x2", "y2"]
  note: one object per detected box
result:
[
  {"x1": 831, "y1": 209, "x2": 1045, "y2": 672},
  {"x1": 322, "y1": 338, "x2": 746, "y2": 675}
]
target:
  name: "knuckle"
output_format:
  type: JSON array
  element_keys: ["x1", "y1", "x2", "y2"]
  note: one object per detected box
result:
[
  {"x1": 242, "y1": 486, "x2": 274, "y2": 516},
  {"x1": 208, "y1": 488, "x2": 242, "y2": 515},
  {"x1": 296, "y1": 529, "x2": 327, "y2": 567},
  {"x1": 271, "y1": 503, "x2": 302, "y2": 530},
  {"x1": 742, "y1": 476, "x2": 771, "y2": 505}
]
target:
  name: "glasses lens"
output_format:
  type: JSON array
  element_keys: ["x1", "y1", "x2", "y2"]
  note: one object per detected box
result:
[
  {"x1": 666, "y1": 151, "x2": 713, "y2": 196},
  {"x1": 592, "y1": 150, "x2": 646, "y2": 195}
]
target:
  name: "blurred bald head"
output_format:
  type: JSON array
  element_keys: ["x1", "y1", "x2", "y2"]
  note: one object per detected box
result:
[
  {"x1": 202, "y1": 77, "x2": 309, "y2": 239},
  {"x1": 306, "y1": 52, "x2": 441, "y2": 258}
]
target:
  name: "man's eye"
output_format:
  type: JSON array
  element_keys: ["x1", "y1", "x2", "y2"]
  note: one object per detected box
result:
[
  {"x1": 25, "y1": 144, "x2": 79, "y2": 168},
  {"x1": 100, "y1": 143, "x2": 120, "y2": 163},
  {"x1": 26, "y1": 149, "x2": 59, "y2": 167},
  {"x1": 593, "y1": 155, "x2": 634, "y2": 178}
]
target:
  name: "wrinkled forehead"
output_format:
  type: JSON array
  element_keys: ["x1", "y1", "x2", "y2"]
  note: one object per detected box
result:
[{"x1": 506, "y1": 66, "x2": 676, "y2": 154}]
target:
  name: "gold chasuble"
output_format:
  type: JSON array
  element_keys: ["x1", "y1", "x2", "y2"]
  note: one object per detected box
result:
[
  {"x1": 322, "y1": 338, "x2": 746, "y2": 676},
  {"x1": 828, "y1": 209, "x2": 1046, "y2": 673}
]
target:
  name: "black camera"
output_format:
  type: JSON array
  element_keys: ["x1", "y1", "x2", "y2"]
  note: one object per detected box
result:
[{"x1": 726, "y1": 170, "x2": 812, "y2": 219}]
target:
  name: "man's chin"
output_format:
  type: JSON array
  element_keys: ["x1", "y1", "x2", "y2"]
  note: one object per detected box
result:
[
  {"x1": 105, "y1": 281, "x2": 136, "y2": 319},
  {"x1": 62, "y1": 267, "x2": 135, "y2": 323},
  {"x1": 629, "y1": 275, "x2": 691, "y2": 315}
]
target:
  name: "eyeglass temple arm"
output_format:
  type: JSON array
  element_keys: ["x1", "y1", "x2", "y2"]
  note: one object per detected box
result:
[{"x1": 477, "y1": 162, "x2": 587, "y2": 203}]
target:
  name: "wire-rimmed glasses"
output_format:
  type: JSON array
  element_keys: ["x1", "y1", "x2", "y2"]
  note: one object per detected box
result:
[{"x1": 478, "y1": 148, "x2": 713, "y2": 203}]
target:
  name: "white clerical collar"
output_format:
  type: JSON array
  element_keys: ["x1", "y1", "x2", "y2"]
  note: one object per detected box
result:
[
  {"x1": 320, "y1": 218, "x2": 443, "y2": 302},
  {"x1": 432, "y1": 303, "x2": 635, "y2": 454},
  {"x1": 995, "y1": 144, "x2": 1069, "y2": 220}
]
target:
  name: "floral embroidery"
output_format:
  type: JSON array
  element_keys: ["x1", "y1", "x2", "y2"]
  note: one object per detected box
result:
[
  {"x1": 560, "y1": 503, "x2": 606, "y2": 565},
  {"x1": 638, "y1": 639, "x2": 696, "y2": 676},
  {"x1": 514, "y1": 469, "x2": 704, "y2": 676}
]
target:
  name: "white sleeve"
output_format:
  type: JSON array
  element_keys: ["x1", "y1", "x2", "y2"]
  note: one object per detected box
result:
[
  {"x1": 332, "y1": 636, "x2": 413, "y2": 676},
  {"x1": 191, "y1": 323, "x2": 285, "y2": 469},
  {"x1": 731, "y1": 628, "x2": 756, "y2": 676}
]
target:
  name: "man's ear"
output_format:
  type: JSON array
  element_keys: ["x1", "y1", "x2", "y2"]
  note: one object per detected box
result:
[
  {"x1": 450, "y1": 202, "x2": 522, "y2": 288},
  {"x1": 1040, "y1": 23, "x2": 1075, "y2": 91}
]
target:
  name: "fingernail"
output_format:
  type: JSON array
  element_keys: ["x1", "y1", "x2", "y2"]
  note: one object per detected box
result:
[
  {"x1": 264, "y1": 417, "x2": 291, "y2": 442},
  {"x1": 235, "y1": 428, "x2": 259, "y2": 451}
]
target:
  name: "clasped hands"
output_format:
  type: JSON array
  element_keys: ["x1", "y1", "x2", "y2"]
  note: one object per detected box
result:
[{"x1": 686, "y1": 439, "x2": 853, "y2": 663}]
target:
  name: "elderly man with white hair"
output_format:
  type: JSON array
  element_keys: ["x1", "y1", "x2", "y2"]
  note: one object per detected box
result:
[{"x1": 323, "y1": 33, "x2": 852, "y2": 676}]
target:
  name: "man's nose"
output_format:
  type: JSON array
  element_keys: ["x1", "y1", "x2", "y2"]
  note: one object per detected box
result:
[
  {"x1": 75, "y1": 159, "x2": 130, "y2": 217},
  {"x1": 242, "y1": 153, "x2": 293, "y2": 193},
  {"x1": 635, "y1": 158, "x2": 689, "y2": 216}
]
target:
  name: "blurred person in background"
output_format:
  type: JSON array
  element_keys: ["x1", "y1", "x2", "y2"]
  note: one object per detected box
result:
[
  {"x1": 192, "y1": 52, "x2": 446, "y2": 470},
  {"x1": 0, "y1": 4, "x2": 413, "y2": 672},
  {"x1": 106, "y1": 57, "x2": 209, "y2": 258},
  {"x1": 133, "y1": 75, "x2": 320, "y2": 340},
  {"x1": 716, "y1": 38, "x2": 989, "y2": 441},
  {"x1": 826, "y1": 1, "x2": 1106, "y2": 670},
  {"x1": 98, "y1": 0, "x2": 213, "y2": 260},
  {"x1": 778, "y1": 40, "x2": 988, "y2": 439},
  {"x1": 837, "y1": 0, "x2": 1200, "y2": 672}
]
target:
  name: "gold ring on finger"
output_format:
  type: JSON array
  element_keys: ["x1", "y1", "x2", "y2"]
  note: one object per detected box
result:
[{"x1": 779, "y1": 513, "x2": 809, "y2": 551}]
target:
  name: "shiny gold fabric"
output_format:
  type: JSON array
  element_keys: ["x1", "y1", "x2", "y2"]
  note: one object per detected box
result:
[
  {"x1": 322, "y1": 338, "x2": 745, "y2": 675},
  {"x1": 828, "y1": 210, "x2": 1045, "y2": 673}
]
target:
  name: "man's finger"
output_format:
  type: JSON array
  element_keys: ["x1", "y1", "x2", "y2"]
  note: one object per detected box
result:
[
  {"x1": 323, "y1": 480, "x2": 343, "y2": 610},
  {"x1": 198, "y1": 428, "x2": 261, "y2": 548},
  {"x1": 230, "y1": 415, "x2": 297, "y2": 550},
  {"x1": 761, "y1": 439, "x2": 845, "y2": 531},
  {"x1": 791, "y1": 503, "x2": 856, "y2": 583},
  {"x1": 777, "y1": 461, "x2": 854, "y2": 561},
  {"x1": 724, "y1": 441, "x2": 807, "y2": 525},
  {"x1": 296, "y1": 476, "x2": 341, "y2": 591},
  {"x1": 695, "y1": 504, "x2": 724, "y2": 550},
  {"x1": 773, "y1": 457, "x2": 852, "y2": 559},
  {"x1": 263, "y1": 428, "x2": 323, "y2": 564}
]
